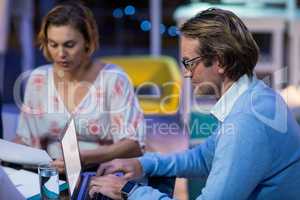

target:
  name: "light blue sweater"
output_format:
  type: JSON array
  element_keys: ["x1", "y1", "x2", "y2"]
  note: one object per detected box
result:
[{"x1": 130, "y1": 77, "x2": 300, "y2": 200}]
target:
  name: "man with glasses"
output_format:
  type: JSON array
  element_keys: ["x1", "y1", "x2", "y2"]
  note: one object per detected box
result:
[{"x1": 87, "y1": 8, "x2": 300, "y2": 200}]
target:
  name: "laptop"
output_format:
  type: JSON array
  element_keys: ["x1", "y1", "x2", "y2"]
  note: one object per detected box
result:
[{"x1": 60, "y1": 118, "x2": 112, "y2": 200}]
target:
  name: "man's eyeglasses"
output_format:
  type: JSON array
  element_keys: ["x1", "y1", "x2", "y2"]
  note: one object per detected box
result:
[{"x1": 181, "y1": 56, "x2": 202, "y2": 71}]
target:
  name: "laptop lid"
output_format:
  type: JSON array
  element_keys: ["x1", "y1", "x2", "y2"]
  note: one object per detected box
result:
[{"x1": 60, "y1": 118, "x2": 82, "y2": 199}]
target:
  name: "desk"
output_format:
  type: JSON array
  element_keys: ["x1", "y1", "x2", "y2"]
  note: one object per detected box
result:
[{"x1": 2, "y1": 166, "x2": 68, "y2": 200}]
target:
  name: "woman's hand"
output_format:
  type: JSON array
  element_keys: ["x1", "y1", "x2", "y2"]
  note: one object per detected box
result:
[{"x1": 50, "y1": 157, "x2": 65, "y2": 173}]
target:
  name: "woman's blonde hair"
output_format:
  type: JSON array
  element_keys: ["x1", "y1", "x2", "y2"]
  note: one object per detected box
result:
[{"x1": 37, "y1": 2, "x2": 99, "y2": 61}]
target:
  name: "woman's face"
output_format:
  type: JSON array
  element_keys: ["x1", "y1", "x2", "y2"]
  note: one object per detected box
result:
[{"x1": 46, "y1": 24, "x2": 88, "y2": 71}]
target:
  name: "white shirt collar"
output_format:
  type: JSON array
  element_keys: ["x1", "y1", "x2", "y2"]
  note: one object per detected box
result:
[{"x1": 210, "y1": 75, "x2": 253, "y2": 122}]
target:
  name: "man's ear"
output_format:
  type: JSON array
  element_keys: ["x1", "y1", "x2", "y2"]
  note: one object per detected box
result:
[
  {"x1": 212, "y1": 59, "x2": 224, "y2": 74},
  {"x1": 217, "y1": 65, "x2": 225, "y2": 74},
  {"x1": 215, "y1": 58, "x2": 225, "y2": 74}
]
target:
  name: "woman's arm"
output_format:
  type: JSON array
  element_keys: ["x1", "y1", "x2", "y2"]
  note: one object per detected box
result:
[{"x1": 81, "y1": 139, "x2": 142, "y2": 165}]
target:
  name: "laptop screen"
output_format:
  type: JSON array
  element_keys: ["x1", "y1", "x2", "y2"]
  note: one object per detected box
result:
[{"x1": 61, "y1": 119, "x2": 82, "y2": 197}]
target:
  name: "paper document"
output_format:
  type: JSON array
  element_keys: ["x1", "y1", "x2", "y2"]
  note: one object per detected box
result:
[
  {"x1": 0, "y1": 139, "x2": 52, "y2": 165},
  {"x1": 3, "y1": 167, "x2": 66, "y2": 199}
]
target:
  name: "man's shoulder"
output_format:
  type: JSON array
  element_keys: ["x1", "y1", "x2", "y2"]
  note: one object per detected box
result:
[
  {"x1": 234, "y1": 80, "x2": 285, "y2": 114},
  {"x1": 227, "y1": 81, "x2": 290, "y2": 134}
]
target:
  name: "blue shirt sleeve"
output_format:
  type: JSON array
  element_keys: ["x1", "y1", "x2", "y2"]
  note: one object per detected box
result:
[
  {"x1": 139, "y1": 134, "x2": 216, "y2": 178},
  {"x1": 128, "y1": 131, "x2": 216, "y2": 200}
]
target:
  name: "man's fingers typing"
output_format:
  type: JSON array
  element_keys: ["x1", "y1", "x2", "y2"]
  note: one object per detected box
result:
[{"x1": 89, "y1": 185, "x2": 101, "y2": 198}]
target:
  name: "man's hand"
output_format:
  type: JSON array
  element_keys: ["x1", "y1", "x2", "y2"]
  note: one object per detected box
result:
[
  {"x1": 89, "y1": 174, "x2": 127, "y2": 200},
  {"x1": 50, "y1": 157, "x2": 65, "y2": 173},
  {"x1": 97, "y1": 158, "x2": 143, "y2": 179}
]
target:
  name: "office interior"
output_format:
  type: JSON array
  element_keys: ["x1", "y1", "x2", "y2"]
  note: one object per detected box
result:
[{"x1": 1, "y1": 0, "x2": 300, "y2": 199}]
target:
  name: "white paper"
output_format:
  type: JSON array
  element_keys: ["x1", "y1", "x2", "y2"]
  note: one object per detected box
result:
[
  {"x1": 3, "y1": 167, "x2": 65, "y2": 198},
  {"x1": 0, "y1": 139, "x2": 52, "y2": 165},
  {"x1": 0, "y1": 166, "x2": 25, "y2": 200}
]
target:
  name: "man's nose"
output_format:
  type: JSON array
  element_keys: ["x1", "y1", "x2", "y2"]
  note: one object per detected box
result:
[{"x1": 183, "y1": 68, "x2": 192, "y2": 78}]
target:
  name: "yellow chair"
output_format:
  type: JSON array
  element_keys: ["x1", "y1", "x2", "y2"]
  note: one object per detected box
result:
[{"x1": 101, "y1": 56, "x2": 182, "y2": 115}]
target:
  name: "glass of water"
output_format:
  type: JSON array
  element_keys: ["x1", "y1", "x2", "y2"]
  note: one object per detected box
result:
[{"x1": 38, "y1": 164, "x2": 60, "y2": 199}]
